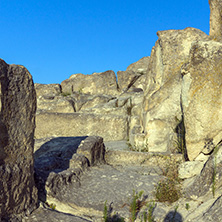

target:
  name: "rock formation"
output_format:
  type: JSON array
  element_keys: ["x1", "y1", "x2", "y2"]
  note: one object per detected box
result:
[
  {"x1": 0, "y1": 59, "x2": 38, "y2": 220},
  {"x1": 209, "y1": 0, "x2": 222, "y2": 40},
  {"x1": 182, "y1": 40, "x2": 222, "y2": 160},
  {"x1": 3, "y1": 0, "x2": 222, "y2": 221},
  {"x1": 141, "y1": 28, "x2": 209, "y2": 153}
]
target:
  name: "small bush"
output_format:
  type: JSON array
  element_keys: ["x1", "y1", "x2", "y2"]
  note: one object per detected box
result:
[
  {"x1": 155, "y1": 159, "x2": 181, "y2": 203},
  {"x1": 155, "y1": 178, "x2": 181, "y2": 203}
]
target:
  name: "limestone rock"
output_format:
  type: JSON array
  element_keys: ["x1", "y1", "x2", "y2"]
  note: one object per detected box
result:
[
  {"x1": 77, "y1": 136, "x2": 105, "y2": 166},
  {"x1": 117, "y1": 70, "x2": 146, "y2": 92},
  {"x1": 75, "y1": 94, "x2": 114, "y2": 112},
  {"x1": 35, "y1": 112, "x2": 128, "y2": 141},
  {"x1": 198, "y1": 195, "x2": 222, "y2": 221},
  {"x1": 209, "y1": 0, "x2": 222, "y2": 40},
  {"x1": 185, "y1": 145, "x2": 222, "y2": 199},
  {"x1": 37, "y1": 95, "x2": 75, "y2": 113},
  {"x1": 126, "y1": 56, "x2": 149, "y2": 73},
  {"x1": 0, "y1": 59, "x2": 38, "y2": 219},
  {"x1": 182, "y1": 40, "x2": 222, "y2": 160},
  {"x1": 61, "y1": 70, "x2": 119, "y2": 96},
  {"x1": 34, "y1": 136, "x2": 105, "y2": 207},
  {"x1": 178, "y1": 161, "x2": 205, "y2": 179},
  {"x1": 142, "y1": 28, "x2": 209, "y2": 153},
  {"x1": 35, "y1": 83, "x2": 61, "y2": 98}
]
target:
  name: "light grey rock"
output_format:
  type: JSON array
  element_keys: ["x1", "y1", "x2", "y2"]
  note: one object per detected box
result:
[
  {"x1": 117, "y1": 70, "x2": 146, "y2": 92},
  {"x1": 179, "y1": 161, "x2": 205, "y2": 179},
  {"x1": 185, "y1": 144, "x2": 222, "y2": 199},
  {"x1": 181, "y1": 40, "x2": 222, "y2": 160},
  {"x1": 35, "y1": 83, "x2": 61, "y2": 98},
  {"x1": 126, "y1": 56, "x2": 149, "y2": 73},
  {"x1": 35, "y1": 112, "x2": 128, "y2": 141},
  {"x1": 142, "y1": 28, "x2": 209, "y2": 153},
  {"x1": 37, "y1": 95, "x2": 75, "y2": 113},
  {"x1": 61, "y1": 70, "x2": 119, "y2": 96}
]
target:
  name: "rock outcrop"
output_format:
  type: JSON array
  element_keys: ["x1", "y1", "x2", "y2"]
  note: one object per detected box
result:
[
  {"x1": 182, "y1": 40, "x2": 222, "y2": 160},
  {"x1": 209, "y1": 0, "x2": 222, "y2": 40},
  {"x1": 61, "y1": 70, "x2": 119, "y2": 96},
  {"x1": 0, "y1": 59, "x2": 38, "y2": 219},
  {"x1": 141, "y1": 28, "x2": 209, "y2": 153},
  {"x1": 34, "y1": 136, "x2": 106, "y2": 212}
]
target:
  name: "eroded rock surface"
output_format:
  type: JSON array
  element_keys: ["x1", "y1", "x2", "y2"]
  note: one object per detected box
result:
[
  {"x1": 0, "y1": 59, "x2": 38, "y2": 220},
  {"x1": 209, "y1": 0, "x2": 222, "y2": 40},
  {"x1": 182, "y1": 40, "x2": 222, "y2": 160},
  {"x1": 142, "y1": 28, "x2": 209, "y2": 153},
  {"x1": 61, "y1": 70, "x2": 119, "y2": 96}
]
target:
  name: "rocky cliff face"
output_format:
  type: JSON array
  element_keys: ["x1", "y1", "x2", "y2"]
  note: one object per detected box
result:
[{"x1": 0, "y1": 59, "x2": 38, "y2": 220}]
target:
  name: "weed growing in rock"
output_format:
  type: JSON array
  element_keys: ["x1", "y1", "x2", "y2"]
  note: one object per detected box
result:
[
  {"x1": 49, "y1": 203, "x2": 56, "y2": 210},
  {"x1": 139, "y1": 201, "x2": 156, "y2": 222},
  {"x1": 61, "y1": 92, "x2": 71, "y2": 97},
  {"x1": 185, "y1": 203, "x2": 190, "y2": 211},
  {"x1": 129, "y1": 140, "x2": 149, "y2": 152},
  {"x1": 122, "y1": 190, "x2": 147, "y2": 222},
  {"x1": 103, "y1": 200, "x2": 109, "y2": 222},
  {"x1": 155, "y1": 160, "x2": 181, "y2": 203},
  {"x1": 103, "y1": 201, "x2": 125, "y2": 222},
  {"x1": 131, "y1": 190, "x2": 144, "y2": 221},
  {"x1": 172, "y1": 205, "x2": 179, "y2": 221}
]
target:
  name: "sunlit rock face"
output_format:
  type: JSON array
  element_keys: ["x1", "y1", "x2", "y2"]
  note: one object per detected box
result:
[
  {"x1": 182, "y1": 40, "x2": 222, "y2": 160},
  {"x1": 142, "y1": 28, "x2": 209, "y2": 153},
  {"x1": 209, "y1": 0, "x2": 222, "y2": 41}
]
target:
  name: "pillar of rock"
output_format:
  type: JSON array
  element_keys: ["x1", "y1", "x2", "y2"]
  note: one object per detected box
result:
[
  {"x1": 0, "y1": 59, "x2": 38, "y2": 219},
  {"x1": 209, "y1": 0, "x2": 222, "y2": 40}
]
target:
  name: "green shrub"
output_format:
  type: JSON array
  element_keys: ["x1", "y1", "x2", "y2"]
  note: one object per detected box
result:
[{"x1": 155, "y1": 178, "x2": 181, "y2": 203}]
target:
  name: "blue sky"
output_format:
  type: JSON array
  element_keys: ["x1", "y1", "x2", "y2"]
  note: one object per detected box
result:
[{"x1": 1, "y1": 0, "x2": 210, "y2": 84}]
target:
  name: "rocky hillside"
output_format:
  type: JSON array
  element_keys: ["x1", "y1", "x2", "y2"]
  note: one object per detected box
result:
[{"x1": 2, "y1": 0, "x2": 222, "y2": 221}]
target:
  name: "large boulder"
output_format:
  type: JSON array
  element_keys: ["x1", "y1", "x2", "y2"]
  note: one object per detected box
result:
[
  {"x1": 182, "y1": 40, "x2": 222, "y2": 160},
  {"x1": 209, "y1": 0, "x2": 222, "y2": 40},
  {"x1": 0, "y1": 59, "x2": 38, "y2": 219},
  {"x1": 142, "y1": 28, "x2": 209, "y2": 153},
  {"x1": 61, "y1": 70, "x2": 119, "y2": 96}
]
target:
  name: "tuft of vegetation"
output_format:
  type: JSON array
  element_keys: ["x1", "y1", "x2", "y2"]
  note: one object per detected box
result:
[
  {"x1": 128, "y1": 190, "x2": 146, "y2": 222},
  {"x1": 139, "y1": 201, "x2": 156, "y2": 222},
  {"x1": 61, "y1": 92, "x2": 71, "y2": 97},
  {"x1": 155, "y1": 160, "x2": 181, "y2": 203},
  {"x1": 103, "y1": 201, "x2": 125, "y2": 222},
  {"x1": 49, "y1": 203, "x2": 56, "y2": 210},
  {"x1": 185, "y1": 203, "x2": 190, "y2": 211}
]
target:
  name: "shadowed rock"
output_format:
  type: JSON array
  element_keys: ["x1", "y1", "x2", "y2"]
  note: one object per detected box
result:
[{"x1": 0, "y1": 59, "x2": 38, "y2": 220}]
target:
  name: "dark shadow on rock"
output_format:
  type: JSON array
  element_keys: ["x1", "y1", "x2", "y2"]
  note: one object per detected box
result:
[
  {"x1": 164, "y1": 210, "x2": 183, "y2": 222},
  {"x1": 34, "y1": 136, "x2": 88, "y2": 203}
]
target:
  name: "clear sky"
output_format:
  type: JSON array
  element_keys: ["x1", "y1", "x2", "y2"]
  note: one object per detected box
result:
[{"x1": 1, "y1": 0, "x2": 210, "y2": 84}]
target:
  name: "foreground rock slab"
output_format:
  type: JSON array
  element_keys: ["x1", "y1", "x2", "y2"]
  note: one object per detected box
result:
[{"x1": 0, "y1": 59, "x2": 38, "y2": 219}]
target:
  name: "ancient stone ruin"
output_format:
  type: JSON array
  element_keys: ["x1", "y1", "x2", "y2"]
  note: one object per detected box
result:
[{"x1": 2, "y1": 0, "x2": 222, "y2": 221}]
